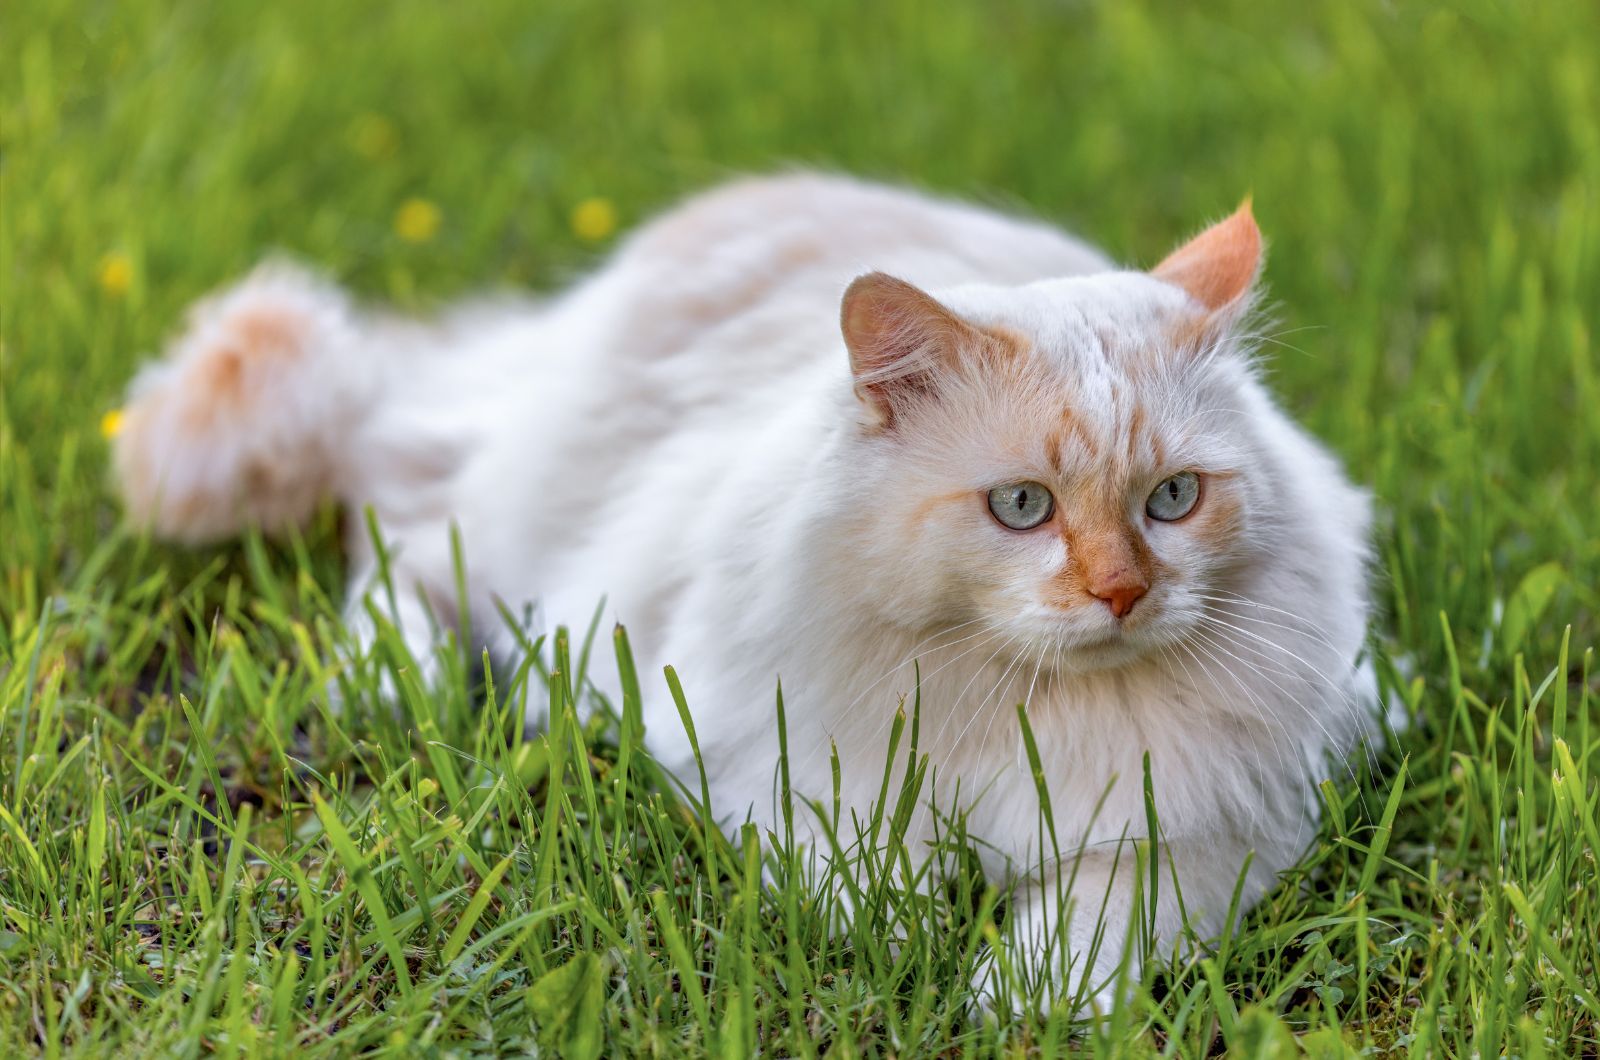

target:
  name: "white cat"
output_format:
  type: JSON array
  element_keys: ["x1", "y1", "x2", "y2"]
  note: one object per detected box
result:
[{"x1": 114, "y1": 173, "x2": 1379, "y2": 1012}]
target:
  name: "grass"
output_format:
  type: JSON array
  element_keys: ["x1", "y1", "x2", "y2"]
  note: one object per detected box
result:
[{"x1": 3, "y1": 0, "x2": 1599, "y2": 1054}]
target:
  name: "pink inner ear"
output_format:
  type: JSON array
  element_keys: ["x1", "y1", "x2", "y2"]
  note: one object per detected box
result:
[
  {"x1": 840, "y1": 272, "x2": 979, "y2": 428},
  {"x1": 1152, "y1": 200, "x2": 1262, "y2": 311},
  {"x1": 841, "y1": 272, "x2": 963, "y2": 378}
]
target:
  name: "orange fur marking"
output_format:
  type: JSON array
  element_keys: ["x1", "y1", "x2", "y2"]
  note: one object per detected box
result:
[
  {"x1": 1152, "y1": 199, "x2": 1261, "y2": 312},
  {"x1": 1045, "y1": 428, "x2": 1065, "y2": 472},
  {"x1": 982, "y1": 324, "x2": 1030, "y2": 365},
  {"x1": 909, "y1": 489, "x2": 978, "y2": 526},
  {"x1": 1047, "y1": 515, "x2": 1156, "y2": 614},
  {"x1": 1050, "y1": 408, "x2": 1093, "y2": 465},
  {"x1": 177, "y1": 305, "x2": 314, "y2": 431},
  {"x1": 232, "y1": 306, "x2": 311, "y2": 359},
  {"x1": 1125, "y1": 403, "x2": 1147, "y2": 464},
  {"x1": 177, "y1": 345, "x2": 245, "y2": 431}
]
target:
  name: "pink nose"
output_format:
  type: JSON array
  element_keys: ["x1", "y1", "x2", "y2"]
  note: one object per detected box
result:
[{"x1": 1090, "y1": 578, "x2": 1148, "y2": 619}]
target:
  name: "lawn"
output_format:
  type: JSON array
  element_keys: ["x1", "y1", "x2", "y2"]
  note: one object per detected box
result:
[{"x1": 3, "y1": 0, "x2": 1598, "y2": 1055}]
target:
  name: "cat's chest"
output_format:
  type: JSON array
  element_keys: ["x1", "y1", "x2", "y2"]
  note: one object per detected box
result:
[{"x1": 801, "y1": 656, "x2": 1185, "y2": 814}]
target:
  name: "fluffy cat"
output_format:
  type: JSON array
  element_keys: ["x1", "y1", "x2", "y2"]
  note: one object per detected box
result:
[{"x1": 113, "y1": 173, "x2": 1379, "y2": 1012}]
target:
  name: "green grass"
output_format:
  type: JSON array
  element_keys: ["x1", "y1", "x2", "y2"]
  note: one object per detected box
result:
[{"x1": 3, "y1": 0, "x2": 1599, "y2": 1054}]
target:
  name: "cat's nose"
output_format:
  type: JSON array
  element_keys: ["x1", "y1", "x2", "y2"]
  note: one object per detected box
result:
[{"x1": 1090, "y1": 575, "x2": 1148, "y2": 619}]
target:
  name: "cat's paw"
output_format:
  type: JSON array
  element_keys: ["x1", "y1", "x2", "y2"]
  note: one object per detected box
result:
[{"x1": 966, "y1": 948, "x2": 1122, "y2": 1024}]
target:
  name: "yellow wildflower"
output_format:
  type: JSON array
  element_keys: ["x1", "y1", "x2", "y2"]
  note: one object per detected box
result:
[
  {"x1": 100, "y1": 408, "x2": 124, "y2": 438},
  {"x1": 349, "y1": 113, "x2": 399, "y2": 160},
  {"x1": 97, "y1": 253, "x2": 133, "y2": 296},
  {"x1": 570, "y1": 197, "x2": 618, "y2": 243},
  {"x1": 395, "y1": 198, "x2": 441, "y2": 243}
]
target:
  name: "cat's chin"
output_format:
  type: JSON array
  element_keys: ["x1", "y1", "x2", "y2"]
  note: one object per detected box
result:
[
  {"x1": 1021, "y1": 617, "x2": 1182, "y2": 674},
  {"x1": 1053, "y1": 635, "x2": 1154, "y2": 673}
]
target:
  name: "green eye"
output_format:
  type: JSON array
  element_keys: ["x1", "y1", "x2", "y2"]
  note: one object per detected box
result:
[
  {"x1": 1146, "y1": 471, "x2": 1201, "y2": 521},
  {"x1": 988, "y1": 482, "x2": 1055, "y2": 530}
]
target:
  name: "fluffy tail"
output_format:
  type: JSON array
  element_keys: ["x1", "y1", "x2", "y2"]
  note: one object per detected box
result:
[{"x1": 113, "y1": 262, "x2": 374, "y2": 544}]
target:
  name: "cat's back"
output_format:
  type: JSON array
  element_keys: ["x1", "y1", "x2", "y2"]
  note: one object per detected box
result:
[
  {"x1": 601, "y1": 173, "x2": 1113, "y2": 371},
  {"x1": 625, "y1": 173, "x2": 1109, "y2": 282}
]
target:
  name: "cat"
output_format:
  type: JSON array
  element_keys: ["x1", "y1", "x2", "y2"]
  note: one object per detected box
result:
[{"x1": 113, "y1": 173, "x2": 1381, "y2": 1013}]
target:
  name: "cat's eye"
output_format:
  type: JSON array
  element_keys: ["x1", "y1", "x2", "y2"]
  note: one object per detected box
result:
[
  {"x1": 1146, "y1": 471, "x2": 1201, "y2": 521},
  {"x1": 988, "y1": 482, "x2": 1055, "y2": 530}
]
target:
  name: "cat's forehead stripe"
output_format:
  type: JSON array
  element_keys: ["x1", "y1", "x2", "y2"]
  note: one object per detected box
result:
[
  {"x1": 1045, "y1": 413, "x2": 1093, "y2": 470},
  {"x1": 1125, "y1": 403, "x2": 1147, "y2": 464},
  {"x1": 1045, "y1": 379, "x2": 1171, "y2": 475}
]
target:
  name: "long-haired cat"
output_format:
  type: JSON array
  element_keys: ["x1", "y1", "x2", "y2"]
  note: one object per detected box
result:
[{"x1": 113, "y1": 174, "x2": 1380, "y2": 1012}]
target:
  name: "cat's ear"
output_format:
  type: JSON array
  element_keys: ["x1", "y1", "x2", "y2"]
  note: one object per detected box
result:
[
  {"x1": 1152, "y1": 199, "x2": 1262, "y2": 314},
  {"x1": 841, "y1": 272, "x2": 981, "y2": 427}
]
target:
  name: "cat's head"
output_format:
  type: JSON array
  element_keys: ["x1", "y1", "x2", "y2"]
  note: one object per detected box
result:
[{"x1": 836, "y1": 203, "x2": 1313, "y2": 671}]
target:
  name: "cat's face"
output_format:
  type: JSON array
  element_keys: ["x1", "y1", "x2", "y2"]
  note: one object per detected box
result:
[{"x1": 840, "y1": 204, "x2": 1272, "y2": 672}]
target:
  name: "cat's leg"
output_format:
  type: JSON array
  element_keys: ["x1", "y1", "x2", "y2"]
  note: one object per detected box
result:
[
  {"x1": 333, "y1": 514, "x2": 489, "y2": 711},
  {"x1": 113, "y1": 261, "x2": 376, "y2": 544},
  {"x1": 336, "y1": 560, "x2": 450, "y2": 702},
  {"x1": 969, "y1": 850, "x2": 1136, "y2": 1018},
  {"x1": 976, "y1": 837, "x2": 1270, "y2": 1019}
]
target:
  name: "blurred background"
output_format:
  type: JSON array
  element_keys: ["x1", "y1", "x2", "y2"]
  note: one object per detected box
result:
[{"x1": 3, "y1": 0, "x2": 1597, "y2": 647}]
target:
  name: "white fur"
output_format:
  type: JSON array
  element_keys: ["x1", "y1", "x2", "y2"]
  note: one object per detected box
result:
[
  {"x1": 114, "y1": 263, "x2": 372, "y2": 543},
  {"x1": 114, "y1": 174, "x2": 1377, "y2": 1010}
]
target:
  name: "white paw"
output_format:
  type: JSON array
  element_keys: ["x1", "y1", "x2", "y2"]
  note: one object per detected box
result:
[{"x1": 967, "y1": 946, "x2": 1126, "y2": 1023}]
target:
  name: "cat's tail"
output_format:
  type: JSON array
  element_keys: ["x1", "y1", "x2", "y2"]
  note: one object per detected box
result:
[{"x1": 112, "y1": 261, "x2": 377, "y2": 544}]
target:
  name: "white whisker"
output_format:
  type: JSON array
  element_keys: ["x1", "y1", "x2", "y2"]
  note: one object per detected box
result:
[
  {"x1": 1192, "y1": 615, "x2": 1380, "y2": 780},
  {"x1": 795, "y1": 619, "x2": 1006, "y2": 778}
]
